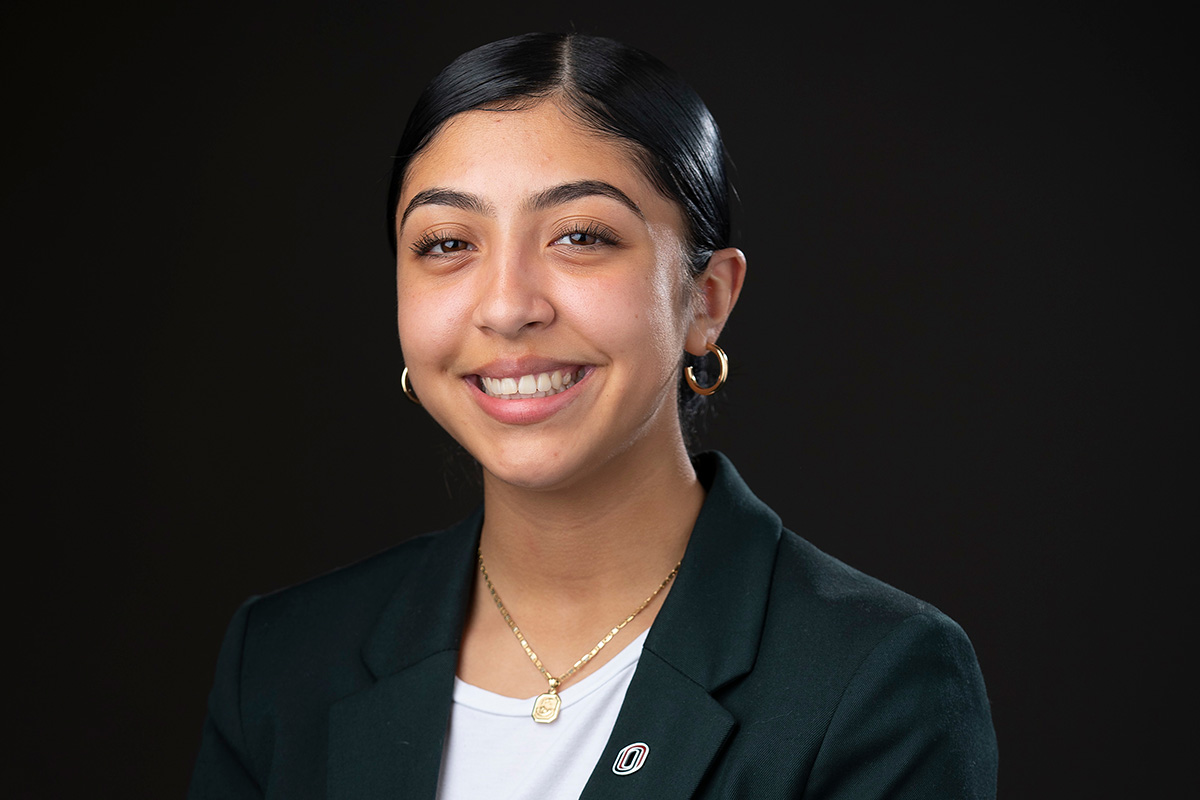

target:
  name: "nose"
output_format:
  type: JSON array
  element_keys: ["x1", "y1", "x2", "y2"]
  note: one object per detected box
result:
[{"x1": 471, "y1": 250, "x2": 555, "y2": 338}]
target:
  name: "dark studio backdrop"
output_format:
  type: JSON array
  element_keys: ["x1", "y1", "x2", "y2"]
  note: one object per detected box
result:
[{"x1": 7, "y1": 2, "x2": 1192, "y2": 796}]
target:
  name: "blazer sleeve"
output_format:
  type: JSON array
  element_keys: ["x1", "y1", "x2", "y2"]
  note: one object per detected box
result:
[
  {"x1": 188, "y1": 598, "x2": 265, "y2": 800},
  {"x1": 804, "y1": 611, "x2": 998, "y2": 799}
]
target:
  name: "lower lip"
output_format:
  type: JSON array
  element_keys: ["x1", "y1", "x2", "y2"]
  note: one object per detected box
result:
[{"x1": 466, "y1": 368, "x2": 592, "y2": 425}]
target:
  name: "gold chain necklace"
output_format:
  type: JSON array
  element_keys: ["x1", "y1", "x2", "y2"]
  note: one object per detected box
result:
[{"x1": 477, "y1": 549, "x2": 681, "y2": 723}]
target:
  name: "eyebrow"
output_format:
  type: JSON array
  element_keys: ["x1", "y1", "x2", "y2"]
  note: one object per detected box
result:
[
  {"x1": 398, "y1": 179, "x2": 644, "y2": 230},
  {"x1": 524, "y1": 180, "x2": 644, "y2": 219},
  {"x1": 399, "y1": 188, "x2": 493, "y2": 227}
]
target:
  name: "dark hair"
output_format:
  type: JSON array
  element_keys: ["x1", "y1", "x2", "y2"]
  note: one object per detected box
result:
[{"x1": 386, "y1": 32, "x2": 733, "y2": 448}]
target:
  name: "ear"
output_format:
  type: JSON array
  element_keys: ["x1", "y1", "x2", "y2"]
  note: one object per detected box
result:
[{"x1": 685, "y1": 247, "x2": 747, "y2": 356}]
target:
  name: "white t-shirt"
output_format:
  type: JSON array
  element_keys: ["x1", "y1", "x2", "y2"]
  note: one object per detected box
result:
[{"x1": 436, "y1": 629, "x2": 648, "y2": 800}]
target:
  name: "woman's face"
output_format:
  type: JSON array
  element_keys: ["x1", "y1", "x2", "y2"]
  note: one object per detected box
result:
[{"x1": 394, "y1": 101, "x2": 697, "y2": 492}]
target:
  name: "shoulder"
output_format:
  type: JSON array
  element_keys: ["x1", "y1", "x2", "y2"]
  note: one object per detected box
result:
[
  {"x1": 748, "y1": 529, "x2": 998, "y2": 796},
  {"x1": 770, "y1": 527, "x2": 949, "y2": 647},
  {"x1": 214, "y1": 510, "x2": 478, "y2": 700},
  {"x1": 231, "y1": 510, "x2": 482, "y2": 689},
  {"x1": 207, "y1": 528, "x2": 447, "y2": 710},
  {"x1": 760, "y1": 527, "x2": 985, "y2": 704},
  {"x1": 690, "y1": 451, "x2": 983, "y2": 695},
  {"x1": 191, "y1": 524, "x2": 470, "y2": 798},
  {"x1": 194, "y1": 520, "x2": 477, "y2": 795},
  {"x1": 241, "y1": 528, "x2": 442, "y2": 642}
]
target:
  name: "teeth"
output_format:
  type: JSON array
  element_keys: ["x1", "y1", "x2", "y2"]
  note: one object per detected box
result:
[{"x1": 481, "y1": 368, "x2": 584, "y2": 399}]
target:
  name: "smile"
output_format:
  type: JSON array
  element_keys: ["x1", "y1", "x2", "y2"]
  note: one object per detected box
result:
[{"x1": 478, "y1": 367, "x2": 586, "y2": 400}]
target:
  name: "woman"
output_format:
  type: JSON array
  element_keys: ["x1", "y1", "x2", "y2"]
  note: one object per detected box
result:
[{"x1": 189, "y1": 33, "x2": 998, "y2": 799}]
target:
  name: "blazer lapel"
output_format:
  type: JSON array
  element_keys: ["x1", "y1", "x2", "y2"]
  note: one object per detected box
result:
[
  {"x1": 579, "y1": 650, "x2": 734, "y2": 799},
  {"x1": 326, "y1": 651, "x2": 459, "y2": 799},
  {"x1": 326, "y1": 510, "x2": 482, "y2": 800},
  {"x1": 582, "y1": 453, "x2": 783, "y2": 799}
]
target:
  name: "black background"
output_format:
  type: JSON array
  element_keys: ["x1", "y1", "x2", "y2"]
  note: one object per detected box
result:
[{"x1": 7, "y1": 2, "x2": 1193, "y2": 796}]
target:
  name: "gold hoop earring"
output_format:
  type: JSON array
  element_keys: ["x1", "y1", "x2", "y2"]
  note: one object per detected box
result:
[
  {"x1": 684, "y1": 342, "x2": 729, "y2": 396},
  {"x1": 401, "y1": 366, "x2": 420, "y2": 405}
]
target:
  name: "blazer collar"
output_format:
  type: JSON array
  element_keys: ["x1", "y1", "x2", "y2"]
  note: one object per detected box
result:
[
  {"x1": 644, "y1": 451, "x2": 782, "y2": 692},
  {"x1": 360, "y1": 507, "x2": 482, "y2": 679}
]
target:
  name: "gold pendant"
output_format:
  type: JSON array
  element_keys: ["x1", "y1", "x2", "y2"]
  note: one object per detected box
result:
[{"x1": 532, "y1": 691, "x2": 561, "y2": 723}]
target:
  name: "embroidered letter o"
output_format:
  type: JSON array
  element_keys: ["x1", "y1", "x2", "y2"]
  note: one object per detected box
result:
[{"x1": 612, "y1": 742, "x2": 650, "y2": 775}]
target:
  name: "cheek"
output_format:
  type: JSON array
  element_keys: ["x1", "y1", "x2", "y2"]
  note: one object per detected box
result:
[
  {"x1": 643, "y1": 242, "x2": 695, "y2": 356},
  {"x1": 395, "y1": 274, "x2": 474, "y2": 364},
  {"x1": 558, "y1": 268, "x2": 687, "y2": 370},
  {"x1": 646, "y1": 223, "x2": 695, "y2": 339}
]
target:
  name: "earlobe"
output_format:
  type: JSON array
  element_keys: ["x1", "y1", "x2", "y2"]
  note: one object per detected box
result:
[{"x1": 685, "y1": 247, "x2": 747, "y2": 356}]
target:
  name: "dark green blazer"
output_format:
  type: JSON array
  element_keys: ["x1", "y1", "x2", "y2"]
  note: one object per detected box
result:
[{"x1": 189, "y1": 453, "x2": 997, "y2": 798}]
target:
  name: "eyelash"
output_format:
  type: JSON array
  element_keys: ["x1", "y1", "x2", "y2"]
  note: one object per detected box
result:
[{"x1": 408, "y1": 221, "x2": 621, "y2": 257}]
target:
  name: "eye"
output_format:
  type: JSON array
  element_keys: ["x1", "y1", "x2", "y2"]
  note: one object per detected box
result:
[
  {"x1": 410, "y1": 232, "x2": 475, "y2": 256},
  {"x1": 559, "y1": 231, "x2": 602, "y2": 246},
  {"x1": 428, "y1": 239, "x2": 472, "y2": 254},
  {"x1": 551, "y1": 222, "x2": 620, "y2": 248}
]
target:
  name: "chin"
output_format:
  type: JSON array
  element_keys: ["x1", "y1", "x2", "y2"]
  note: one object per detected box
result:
[{"x1": 479, "y1": 450, "x2": 586, "y2": 493}]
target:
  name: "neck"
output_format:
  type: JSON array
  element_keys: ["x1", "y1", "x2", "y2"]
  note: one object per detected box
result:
[
  {"x1": 477, "y1": 436, "x2": 703, "y2": 610},
  {"x1": 457, "y1": 431, "x2": 705, "y2": 697}
]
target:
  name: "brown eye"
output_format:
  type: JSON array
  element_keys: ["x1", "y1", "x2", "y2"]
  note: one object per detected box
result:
[
  {"x1": 552, "y1": 224, "x2": 617, "y2": 248},
  {"x1": 566, "y1": 232, "x2": 599, "y2": 246},
  {"x1": 409, "y1": 231, "x2": 476, "y2": 257},
  {"x1": 412, "y1": 236, "x2": 476, "y2": 256}
]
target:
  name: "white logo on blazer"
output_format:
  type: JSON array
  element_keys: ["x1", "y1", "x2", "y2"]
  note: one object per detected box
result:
[{"x1": 612, "y1": 742, "x2": 650, "y2": 775}]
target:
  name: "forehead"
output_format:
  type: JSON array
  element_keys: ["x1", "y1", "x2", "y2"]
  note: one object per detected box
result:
[{"x1": 399, "y1": 101, "x2": 674, "y2": 219}]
